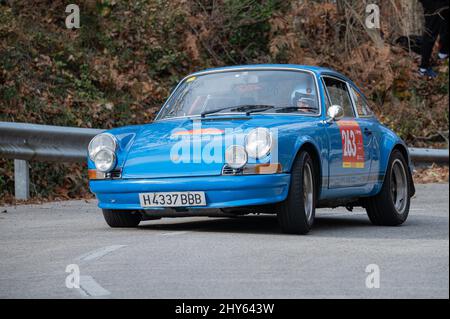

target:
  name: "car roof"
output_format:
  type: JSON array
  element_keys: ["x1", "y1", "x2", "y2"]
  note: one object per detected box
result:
[
  {"x1": 194, "y1": 63, "x2": 336, "y2": 76},
  {"x1": 191, "y1": 64, "x2": 358, "y2": 87}
]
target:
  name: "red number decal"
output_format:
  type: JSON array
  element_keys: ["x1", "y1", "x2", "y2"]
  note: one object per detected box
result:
[{"x1": 337, "y1": 121, "x2": 365, "y2": 168}]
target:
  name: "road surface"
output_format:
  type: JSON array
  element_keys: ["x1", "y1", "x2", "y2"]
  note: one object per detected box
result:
[{"x1": 0, "y1": 184, "x2": 448, "y2": 298}]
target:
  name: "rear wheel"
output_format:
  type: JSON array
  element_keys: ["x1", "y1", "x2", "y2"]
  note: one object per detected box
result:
[
  {"x1": 364, "y1": 150, "x2": 411, "y2": 226},
  {"x1": 102, "y1": 209, "x2": 142, "y2": 228},
  {"x1": 277, "y1": 152, "x2": 316, "y2": 234}
]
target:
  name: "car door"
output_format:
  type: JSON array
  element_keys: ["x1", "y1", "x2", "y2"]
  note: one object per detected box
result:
[
  {"x1": 348, "y1": 85, "x2": 381, "y2": 186},
  {"x1": 322, "y1": 76, "x2": 371, "y2": 188}
]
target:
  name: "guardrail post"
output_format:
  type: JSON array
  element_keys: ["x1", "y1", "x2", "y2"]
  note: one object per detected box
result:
[{"x1": 14, "y1": 159, "x2": 29, "y2": 200}]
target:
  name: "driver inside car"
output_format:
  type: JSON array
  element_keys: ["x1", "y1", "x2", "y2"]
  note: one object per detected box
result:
[{"x1": 290, "y1": 86, "x2": 318, "y2": 113}]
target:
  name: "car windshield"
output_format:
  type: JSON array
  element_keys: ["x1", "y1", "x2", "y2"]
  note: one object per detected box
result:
[{"x1": 156, "y1": 70, "x2": 320, "y2": 120}]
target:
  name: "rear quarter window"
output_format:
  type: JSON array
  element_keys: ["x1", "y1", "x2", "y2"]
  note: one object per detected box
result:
[{"x1": 350, "y1": 86, "x2": 374, "y2": 117}]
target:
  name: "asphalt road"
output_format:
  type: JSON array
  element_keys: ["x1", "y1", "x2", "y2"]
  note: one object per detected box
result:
[{"x1": 0, "y1": 184, "x2": 448, "y2": 299}]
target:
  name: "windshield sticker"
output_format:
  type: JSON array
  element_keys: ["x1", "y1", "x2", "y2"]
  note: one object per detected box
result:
[
  {"x1": 186, "y1": 76, "x2": 196, "y2": 83},
  {"x1": 235, "y1": 84, "x2": 262, "y2": 93},
  {"x1": 336, "y1": 120, "x2": 365, "y2": 168}
]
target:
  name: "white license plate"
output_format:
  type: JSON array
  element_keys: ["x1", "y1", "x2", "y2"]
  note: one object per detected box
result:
[{"x1": 139, "y1": 192, "x2": 206, "y2": 207}]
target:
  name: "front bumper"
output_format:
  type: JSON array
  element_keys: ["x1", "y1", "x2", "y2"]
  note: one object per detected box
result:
[{"x1": 89, "y1": 174, "x2": 291, "y2": 210}]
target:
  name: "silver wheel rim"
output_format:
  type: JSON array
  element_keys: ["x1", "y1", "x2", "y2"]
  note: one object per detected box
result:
[
  {"x1": 390, "y1": 159, "x2": 408, "y2": 214},
  {"x1": 303, "y1": 162, "x2": 314, "y2": 223}
]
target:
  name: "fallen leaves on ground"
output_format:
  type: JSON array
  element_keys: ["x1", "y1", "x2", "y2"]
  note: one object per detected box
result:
[{"x1": 413, "y1": 164, "x2": 449, "y2": 184}]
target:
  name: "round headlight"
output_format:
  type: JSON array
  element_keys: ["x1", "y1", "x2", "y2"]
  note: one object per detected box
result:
[
  {"x1": 94, "y1": 148, "x2": 116, "y2": 172},
  {"x1": 88, "y1": 133, "x2": 117, "y2": 161},
  {"x1": 245, "y1": 128, "x2": 272, "y2": 159},
  {"x1": 225, "y1": 145, "x2": 248, "y2": 169}
]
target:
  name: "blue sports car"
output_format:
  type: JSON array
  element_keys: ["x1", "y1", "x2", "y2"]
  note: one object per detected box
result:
[{"x1": 88, "y1": 65, "x2": 415, "y2": 234}]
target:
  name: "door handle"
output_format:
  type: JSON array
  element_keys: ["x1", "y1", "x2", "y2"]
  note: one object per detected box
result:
[{"x1": 364, "y1": 128, "x2": 372, "y2": 136}]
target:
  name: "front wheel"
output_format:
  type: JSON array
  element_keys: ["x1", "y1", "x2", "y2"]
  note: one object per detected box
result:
[
  {"x1": 102, "y1": 209, "x2": 142, "y2": 228},
  {"x1": 277, "y1": 152, "x2": 316, "y2": 234},
  {"x1": 364, "y1": 150, "x2": 411, "y2": 226}
]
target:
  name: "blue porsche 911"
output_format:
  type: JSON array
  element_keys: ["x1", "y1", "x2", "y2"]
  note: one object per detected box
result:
[{"x1": 87, "y1": 65, "x2": 415, "y2": 234}]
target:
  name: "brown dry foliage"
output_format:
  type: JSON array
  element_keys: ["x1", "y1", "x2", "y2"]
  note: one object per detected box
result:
[{"x1": 413, "y1": 164, "x2": 449, "y2": 184}]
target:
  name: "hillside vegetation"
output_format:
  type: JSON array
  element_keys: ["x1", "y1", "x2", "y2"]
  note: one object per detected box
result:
[{"x1": 0, "y1": 0, "x2": 448, "y2": 202}]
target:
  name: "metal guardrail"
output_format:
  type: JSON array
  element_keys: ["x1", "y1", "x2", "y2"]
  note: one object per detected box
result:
[
  {"x1": 0, "y1": 121, "x2": 103, "y2": 162},
  {"x1": 0, "y1": 122, "x2": 103, "y2": 200},
  {"x1": 0, "y1": 121, "x2": 449, "y2": 200},
  {"x1": 408, "y1": 147, "x2": 449, "y2": 164}
]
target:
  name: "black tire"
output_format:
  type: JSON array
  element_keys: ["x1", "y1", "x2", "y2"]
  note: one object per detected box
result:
[
  {"x1": 277, "y1": 152, "x2": 316, "y2": 234},
  {"x1": 364, "y1": 150, "x2": 411, "y2": 226},
  {"x1": 102, "y1": 209, "x2": 142, "y2": 228}
]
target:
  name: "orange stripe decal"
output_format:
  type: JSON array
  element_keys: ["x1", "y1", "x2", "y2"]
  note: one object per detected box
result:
[{"x1": 172, "y1": 128, "x2": 224, "y2": 136}]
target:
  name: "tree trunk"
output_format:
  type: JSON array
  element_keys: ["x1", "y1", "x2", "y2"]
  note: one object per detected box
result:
[{"x1": 399, "y1": 0, "x2": 424, "y2": 35}]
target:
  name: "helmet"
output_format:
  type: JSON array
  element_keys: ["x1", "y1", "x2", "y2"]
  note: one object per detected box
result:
[{"x1": 290, "y1": 86, "x2": 317, "y2": 109}]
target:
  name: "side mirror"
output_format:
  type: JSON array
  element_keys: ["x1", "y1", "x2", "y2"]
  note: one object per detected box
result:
[{"x1": 327, "y1": 105, "x2": 344, "y2": 123}]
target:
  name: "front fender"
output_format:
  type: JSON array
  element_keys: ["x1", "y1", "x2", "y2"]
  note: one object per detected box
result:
[
  {"x1": 87, "y1": 125, "x2": 143, "y2": 170},
  {"x1": 281, "y1": 135, "x2": 323, "y2": 173}
]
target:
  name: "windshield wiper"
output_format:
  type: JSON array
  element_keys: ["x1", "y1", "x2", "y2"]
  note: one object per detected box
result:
[
  {"x1": 272, "y1": 106, "x2": 318, "y2": 113},
  {"x1": 200, "y1": 104, "x2": 275, "y2": 117}
]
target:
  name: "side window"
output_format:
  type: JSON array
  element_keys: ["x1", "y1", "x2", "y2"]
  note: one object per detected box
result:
[
  {"x1": 322, "y1": 77, "x2": 355, "y2": 118},
  {"x1": 350, "y1": 87, "x2": 374, "y2": 117}
]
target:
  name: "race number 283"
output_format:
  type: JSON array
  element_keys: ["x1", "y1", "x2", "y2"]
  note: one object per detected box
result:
[{"x1": 337, "y1": 121, "x2": 365, "y2": 168}]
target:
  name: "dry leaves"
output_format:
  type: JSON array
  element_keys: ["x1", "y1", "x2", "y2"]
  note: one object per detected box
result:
[{"x1": 413, "y1": 165, "x2": 449, "y2": 184}]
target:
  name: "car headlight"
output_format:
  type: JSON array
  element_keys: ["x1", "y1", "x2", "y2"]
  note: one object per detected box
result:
[
  {"x1": 225, "y1": 145, "x2": 248, "y2": 169},
  {"x1": 245, "y1": 128, "x2": 272, "y2": 159},
  {"x1": 88, "y1": 133, "x2": 117, "y2": 161},
  {"x1": 94, "y1": 148, "x2": 116, "y2": 172}
]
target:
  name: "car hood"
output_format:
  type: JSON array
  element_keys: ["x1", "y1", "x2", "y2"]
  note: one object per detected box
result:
[{"x1": 117, "y1": 115, "x2": 316, "y2": 179}]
